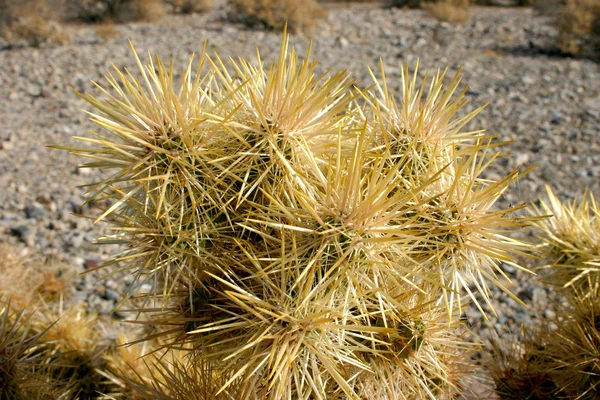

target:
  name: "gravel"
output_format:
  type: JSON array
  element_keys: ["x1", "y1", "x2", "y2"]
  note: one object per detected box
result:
[{"x1": 0, "y1": 0, "x2": 598, "y2": 382}]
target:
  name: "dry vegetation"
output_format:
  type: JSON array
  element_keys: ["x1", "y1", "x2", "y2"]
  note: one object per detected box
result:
[
  {"x1": 94, "y1": 22, "x2": 119, "y2": 42},
  {"x1": 0, "y1": 0, "x2": 70, "y2": 47},
  {"x1": 0, "y1": 243, "x2": 170, "y2": 399},
  {"x1": 423, "y1": 0, "x2": 471, "y2": 23},
  {"x1": 486, "y1": 187, "x2": 600, "y2": 399},
  {"x1": 1, "y1": 0, "x2": 600, "y2": 398},
  {"x1": 63, "y1": 0, "x2": 167, "y2": 23},
  {"x1": 0, "y1": 0, "x2": 214, "y2": 47},
  {"x1": 391, "y1": 0, "x2": 471, "y2": 24},
  {"x1": 0, "y1": 244, "x2": 74, "y2": 310},
  {"x1": 164, "y1": 0, "x2": 215, "y2": 14},
  {"x1": 554, "y1": 0, "x2": 600, "y2": 60},
  {"x1": 228, "y1": 0, "x2": 327, "y2": 33},
  {"x1": 1, "y1": 0, "x2": 599, "y2": 61}
]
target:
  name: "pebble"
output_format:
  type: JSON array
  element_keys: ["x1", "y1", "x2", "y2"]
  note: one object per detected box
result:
[
  {"x1": 84, "y1": 258, "x2": 100, "y2": 269},
  {"x1": 24, "y1": 203, "x2": 46, "y2": 219},
  {"x1": 0, "y1": 139, "x2": 13, "y2": 151},
  {"x1": 521, "y1": 75, "x2": 535, "y2": 85},
  {"x1": 27, "y1": 83, "x2": 42, "y2": 97},
  {"x1": 103, "y1": 289, "x2": 120, "y2": 301},
  {"x1": 66, "y1": 232, "x2": 85, "y2": 248},
  {"x1": 136, "y1": 283, "x2": 154, "y2": 294},
  {"x1": 514, "y1": 152, "x2": 530, "y2": 166},
  {"x1": 336, "y1": 36, "x2": 349, "y2": 48},
  {"x1": 10, "y1": 224, "x2": 34, "y2": 245}
]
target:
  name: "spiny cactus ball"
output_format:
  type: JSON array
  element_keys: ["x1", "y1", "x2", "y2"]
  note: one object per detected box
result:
[
  {"x1": 60, "y1": 33, "x2": 532, "y2": 399},
  {"x1": 532, "y1": 185, "x2": 600, "y2": 289}
]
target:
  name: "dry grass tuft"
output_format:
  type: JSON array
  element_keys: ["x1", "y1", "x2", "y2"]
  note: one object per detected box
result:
[
  {"x1": 391, "y1": 0, "x2": 425, "y2": 8},
  {"x1": 228, "y1": 0, "x2": 327, "y2": 33},
  {"x1": 35, "y1": 304, "x2": 117, "y2": 398},
  {"x1": 95, "y1": 21, "x2": 119, "y2": 42},
  {"x1": 134, "y1": 0, "x2": 168, "y2": 22},
  {"x1": 0, "y1": 244, "x2": 75, "y2": 310},
  {"x1": 485, "y1": 330, "x2": 557, "y2": 399},
  {"x1": 0, "y1": 0, "x2": 70, "y2": 48},
  {"x1": 555, "y1": 0, "x2": 600, "y2": 60},
  {"x1": 63, "y1": 0, "x2": 166, "y2": 23},
  {"x1": 424, "y1": 0, "x2": 471, "y2": 23},
  {"x1": 486, "y1": 279, "x2": 600, "y2": 399},
  {"x1": 165, "y1": 0, "x2": 215, "y2": 14},
  {"x1": 391, "y1": 0, "x2": 470, "y2": 23},
  {"x1": 0, "y1": 299, "x2": 70, "y2": 399}
]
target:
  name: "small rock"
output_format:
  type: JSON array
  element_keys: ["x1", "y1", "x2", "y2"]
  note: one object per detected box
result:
[
  {"x1": 501, "y1": 263, "x2": 516, "y2": 274},
  {"x1": 67, "y1": 233, "x2": 85, "y2": 248},
  {"x1": 71, "y1": 290, "x2": 88, "y2": 303},
  {"x1": 10, "y1": 225, "x2": 34, "y2": 246},
  {"x1": 105, "y1": 278, "x2": 118, "y2": 290},
  {"x1": 75, "y1": 167, "x2": 92, "y2": 176},
  {"x1": 532, "y1": 287, "x2": 547, "y2": 304},
  {"x1": 550, "y1": 110, "x2": 566, "y2": 125},
  {"x1": 27, "y1": 83, "x2": 42, "y2": 97},
  {"x1": 36, "y1": 194, "x2": 53, "y2": 205},
  {"x1": 112, "y1": 311, "x2": 128, "y2": 320},
  {"x1": 96, "y1": 301, "x2": 115, "y2": 315},
  {"x1": 103, "y1": 289, "x2": 120, "y2": 301},
  {"x1": 521, "y1": 75, "x2": 535, "y2": 85},
  {"x1": 0, "y1": 138, "x2": 13, "y2": 151},
  {"x1": 137, "y1": 283, "x2": 153, "y2": 294},
  {"x1": 337, "y1": 36, "x2": 349, "y2": 48},
  {"x1": 24, "y1": 203, "x2": 46, "y2": 219},
  {"x1": 514, "y1": 152, "x2": 530, "y2": 166},
  {"x1": 72, "y1": 257, "x2": 85, "y2": 268},
  {"x1": 584, "y1": 96, "x2": 600, "y2": 113},
  {"x1": 84, "y1": 258, "x2": 100, "y2": 269},
  {"x1": 414, "y1": 37, "x2": 428, "y2": 48}
]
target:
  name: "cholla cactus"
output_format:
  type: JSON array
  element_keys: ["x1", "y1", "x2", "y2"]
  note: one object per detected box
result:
[
  {"x1": 59, "y1": 33, "x2": 532, "y2": 399},
  {"x1": 0, "y1": 300, "x2": 57, "y2": 399},
  {"x1": 35, "y1": 304, "x2": 112, "y2": 398},
  {"x1": 486, "y1": 278, "x2": 600, "y2": 400},
  {"x1": 532, "y1": 185, "x2": 600, "y2": 289},
  {"x1": 486, "y1": 189, "x2": 600, "y2": 399},
  {"x1": 546, "y1": 280, "x2": 600, "y2": 398},
  {"x1": 360, "y1": 61, "x2": 532, "y2": 317},
  {"x1": 484, "y1": 328, "x2": 556, "y2": 400},
  {"x1": 127, "y1": 355, "x2": 253, "y2": 399}
]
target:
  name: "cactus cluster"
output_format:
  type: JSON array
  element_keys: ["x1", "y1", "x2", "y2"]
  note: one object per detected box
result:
[
  {"x1": 0, "y1": 290, "x2": 187, "y2": 399},
  {"x1": 488, "y1": 187, "x2": 600, "y2": 399},
  {"x1": 52, "y1": 33, "x2": 536, "y2": 399}
]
